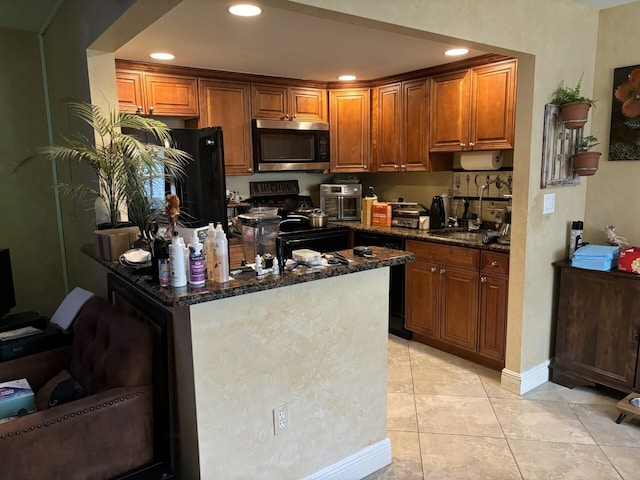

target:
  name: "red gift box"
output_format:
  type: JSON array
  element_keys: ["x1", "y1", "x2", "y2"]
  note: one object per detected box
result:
[{"x1": 617, "y1": 247, "x2": 640, "y2": 274}]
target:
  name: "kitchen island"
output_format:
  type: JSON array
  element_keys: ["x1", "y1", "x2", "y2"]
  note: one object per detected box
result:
[{"x1": 83, "y1": 244, "x2": 413, "y2": 480}]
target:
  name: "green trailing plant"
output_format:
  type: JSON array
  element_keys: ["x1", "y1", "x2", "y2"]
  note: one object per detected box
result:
[
  {"x1": 575, "y1": 135, "x2": 600, "y2": 153},
  {"x1": 551, "y1": 74, "x2": 596, "y2": 107},
  {"x1": 17, "y1": 99, "x2": 191, "y2": 233}
]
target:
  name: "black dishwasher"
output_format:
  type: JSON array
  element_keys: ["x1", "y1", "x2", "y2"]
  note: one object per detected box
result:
[{"x1": 353, "y1": 231, "x2": 411, "y2": 339}]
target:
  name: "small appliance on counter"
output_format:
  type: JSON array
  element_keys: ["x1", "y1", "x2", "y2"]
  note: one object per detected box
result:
[
  {"x1": 389, "y1": 202, "x2": 428, "y2": 229},
  {"x1": 320, "y1": 184, "x2": 362, "y2": 221},
  {"x1": 429, "y1": 195, "x2": 446, "y2": 230},
  {"x1": 238, "y1": 211, "x2": 281, "y2": 262}
]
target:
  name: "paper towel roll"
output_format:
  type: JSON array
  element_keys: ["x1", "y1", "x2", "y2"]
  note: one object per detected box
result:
[{"x1": 460, "y1": 151, "x2": 503, "y2": 170}]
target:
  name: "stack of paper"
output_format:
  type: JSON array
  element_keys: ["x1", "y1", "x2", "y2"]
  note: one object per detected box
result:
[{"x1": 572, "y1": 245, "x2": 620, "y2": 271}]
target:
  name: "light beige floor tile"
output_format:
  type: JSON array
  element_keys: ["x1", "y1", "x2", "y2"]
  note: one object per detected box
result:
[
  {"x1": 491, "y1": 398, "x2": 595, "y2": 444},
  {"x1": 475, "y1": 365, "x2": 522, "y2": 400},
  {"x1": 388, "y1": 364, "x2": 414, "y2": 394},
  {"x1": 387, "y1": 392, "x2": 417, "y2": 432},
  {"x1": 601, "y1": 445, "x2": 640, "y2": 480},
  {"x1": 415, "y1": 394, "x2": 503, "y2": 437},
  {"x1": 571, "y1": 403, "x2": 640, "y2": 447},
  {"x1": 557, "y1": 386, "x2": 624, "y2": 405},
  {"x1": 522, "y1": 381, "x2": 567, "y2": 402},
  {"x1": 412, "y1": 364, "x2": 486, "y2": 397},
  {"x1": 388, "y1": 335, "x2": 411, "y2": 366},
  {"x1": 365, "y1": 431, "x2": 423, "y2": 480},
  {"x1": 419, "y1": 433, "x2": 521, "y2": 479},
  {"x1": 408, "y1": 341, "x2": 476, "y2": 370},
  {"x1": 508, "y1": 438, "x2": 622, "y2": 479}
]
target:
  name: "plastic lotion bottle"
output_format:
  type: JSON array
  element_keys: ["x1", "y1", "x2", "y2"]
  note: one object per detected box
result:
[
  {"x1": 214, "y1": 223, "x2": 229, "y2": 283},
  {"x1": 169, "y1": 232, "x2": 187, "y2": 287},
  {"x1": 205, "y1": 223, "x2": 216, "y2": 281},
  {"x1": 189, "y1": 232, "x2": 206, "y2": 286}
]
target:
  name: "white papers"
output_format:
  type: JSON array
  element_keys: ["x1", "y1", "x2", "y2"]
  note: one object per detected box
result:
[
  {"x1": 0, "y1": 326, "x2": 42, "y2": 342},
  {"x1": 50, "y1": 287, "x2": 94, "y2": 330}
]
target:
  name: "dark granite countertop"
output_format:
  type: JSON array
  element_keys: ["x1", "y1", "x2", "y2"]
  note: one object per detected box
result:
[
  {"x1": 332, "y1": 221, "x2": 511, "y2": 253},
  {"x1": 82, "y1": 244, "x2": 414, "y2": 307}
]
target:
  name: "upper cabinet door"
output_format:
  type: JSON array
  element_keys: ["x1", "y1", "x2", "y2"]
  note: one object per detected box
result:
[
  {"x1": 199, "y1": 79, "x2": 254, "y2": 176},
  {"x1": 372, "y1": 83, "x2": 402, "y2": 172},
  {"x1": 402, "y1": 79, "x2": 430, "y2": 172},
  {"x1": 329, "y1": 89, "x2": 371, "y2": 173},
  {"x1": 143, "y1": 73, "x2": 198, "y2": 117},
  {"x1": 251, "y1": 84, "x2": 288, "y2": 119},
  {"x1": 289, "y1": 87, "x2": 327, "y2": 121},
  {"x1": 116, "y1": 70, "x2": 144, "y2": 114},
  {"x1": 470, "y1": 60, "x2": 517, "y2": 150},
  {"x1": 252, "y1": 84, "x2": 327, "y2": 121},
  {"x1": 429, "y1": 70, "x2": 470, "y2": 152}
]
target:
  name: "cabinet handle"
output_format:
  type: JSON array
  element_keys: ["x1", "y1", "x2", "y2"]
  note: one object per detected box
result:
[
  {"x1": 363, "y1": 165, "x2": 368, "y2": 170},
  {"x1": 283, "y1": 114, "x2": 289, "y2": 119},
  {"x1": 481, "y1": 276, "x2": 487, "y2": 283},
  {"x1": 633, "y1": 329, "x2": 639, "y2": 344},
  {"x1": 430, "y1": 267, "x2": 437, "y2": 273},
  {"x1": 459, "y1": 143, "x2": 466, "y2": 149},
  {"x1": 440, "y1": 268, "x2": 446, "y2": 275},
  {"x1": 400, "y1": 164, "x2": 406, "y2": 170},
  {"x1": 491, "y1": 261, "x2": 499, "y2": 267},
  {"x1": 394, "y1": 164, "x2": 399, "y2": 171},
  {"x1": 136, "y1": 106, "x2": 143, "y2": 114},
  {"x1": 247, "y1": 167, "x2": 253, "y2": 173},
  {"x1": 469, "y1": 142, "x2": 475, "y2": 149},
  {"x1": 148, "y1": 106, "x2": 155, "y2": 114},
  {"x1": 290, "y1": 114, "x2": 296, "y2": 120}
]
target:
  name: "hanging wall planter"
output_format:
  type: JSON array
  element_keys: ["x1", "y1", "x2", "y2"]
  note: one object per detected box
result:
[
  {"x1": 559, "y1": 102, "x2": 592, "y2": 130},
  {"x1": 572, "y1": 151, "x2": 601, "y2": 176}
]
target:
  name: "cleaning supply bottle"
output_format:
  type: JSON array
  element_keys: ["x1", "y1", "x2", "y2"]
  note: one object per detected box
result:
[
  {"x1": 189, "y1": 232, "x2": 206, "y2": 286},
  {"x1": 569, "y1": 220, "x2": 584, "y2": 259},
  {"x1": 205, "y1": 223, "x2": 216, "y2": 281},
  {"x1": 169, "y1": 231, "x2": 187, "y2": 287},
  {"x1": 214, "y1": 223, "x2": 229, "y2": 283}
]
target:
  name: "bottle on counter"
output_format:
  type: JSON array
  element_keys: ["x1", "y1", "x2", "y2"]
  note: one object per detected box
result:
[
  {"x1": 169, "y1": 231, "x2": 187, "y2": 287},
  {"x1": 362, "y1": 186, "x2": 377, "y2": 226},
  {"x1": 205, "y1": 222, "x2": 216, "y2": 281},
  {"x1": 214, "y1": 223, "x2": 229, "y2": 283},
  {"x1": 189, "y1": 232, "x2": 206, "y2": 286}
]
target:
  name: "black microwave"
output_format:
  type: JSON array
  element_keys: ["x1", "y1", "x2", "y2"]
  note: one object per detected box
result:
[{"x1": 252, "y1": 119, "x2": 330, "y2": 172}]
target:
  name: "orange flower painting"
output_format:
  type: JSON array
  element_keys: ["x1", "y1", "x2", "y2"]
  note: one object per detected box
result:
[{"x1": 610, "y1": 65, "x2": 640, "y2": 160}]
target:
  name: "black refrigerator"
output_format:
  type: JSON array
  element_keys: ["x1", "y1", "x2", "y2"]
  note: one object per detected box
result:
[{"x1": 171, "y1": 127, "x2": 228, "y2": 231}]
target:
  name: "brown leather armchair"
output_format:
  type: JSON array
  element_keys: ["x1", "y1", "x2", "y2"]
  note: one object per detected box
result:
[{"x1": 0, "y1": 296, "x2": 154, "y2": 480}]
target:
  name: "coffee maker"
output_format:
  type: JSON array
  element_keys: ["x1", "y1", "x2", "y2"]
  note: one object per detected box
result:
[{"x1": 429, "y1": 196, "x2": 446, "y2": 230}]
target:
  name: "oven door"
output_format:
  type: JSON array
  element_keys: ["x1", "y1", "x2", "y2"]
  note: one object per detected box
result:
[{"x1": 278, "y1": 227, "x2": 349, "y2": 260}]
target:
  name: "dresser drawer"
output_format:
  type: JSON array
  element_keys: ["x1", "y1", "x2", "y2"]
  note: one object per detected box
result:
[{"x1": 480, "y1": 251, "x2": 509, "y2": 275}]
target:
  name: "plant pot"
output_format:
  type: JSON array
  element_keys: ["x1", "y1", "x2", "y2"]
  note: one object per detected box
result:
[
  {"x1": 572, "y1": 151, "x2": 601, "y2": 176},
  {"x1": 559, "y1": 102, "x2": 591, "y2": 129}
]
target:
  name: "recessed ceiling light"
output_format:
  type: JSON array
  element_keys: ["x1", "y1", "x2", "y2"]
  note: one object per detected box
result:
[
  {"x1": 228, "y1": 4, "x2": 262, "y2": 16},
  {"x1": 444, "y1": 48, "x2": 469, "y2": 57},
  {"x1": 150, "y1": 52, "x2": 175, "y2": 60},
  {"x1": 338, "y1": 75, "x2": 357, "y2": 81}
]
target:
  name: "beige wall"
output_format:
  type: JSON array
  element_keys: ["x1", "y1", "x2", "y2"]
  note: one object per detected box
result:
[
  {"x1": 586, "y1": 2, "x2": 640, "y2": 246},
  {"x1": 0, "y1": 28, "x2": 64, "y2": 316},
  {"x1": 284, "y1": 0, "x2": 602, "y2": 383},
  {"x1": 188, "y1": 269, "x2": 389, "y2": 478}
]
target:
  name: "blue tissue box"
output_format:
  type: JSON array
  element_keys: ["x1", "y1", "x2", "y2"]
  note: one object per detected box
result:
[
  {"x1": 0, "y1": 379, "x2": 35, "y2": 422},
  {"x1": 572, "y1": 245, "x2": 620, "y2": 271}
]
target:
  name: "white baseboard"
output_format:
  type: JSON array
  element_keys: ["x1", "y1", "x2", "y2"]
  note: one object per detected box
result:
[
  {"x1": 501, "y1": 359, "x2": 551, "y2": 395},
  {"x1": 301, "y1": 438, "x2": 392, "y2": 480}
]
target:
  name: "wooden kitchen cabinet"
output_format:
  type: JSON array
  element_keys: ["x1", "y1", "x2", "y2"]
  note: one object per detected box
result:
[
  {"x1": 198, "y1": 79, "x2": 254, "y2": 176},
  {"x1": 406, "y1": 240, "x2": 509, "y2": 369},
  {"x1": 373, "y1": 79, "x2": 452, "y2": 172},
  {"x1": 478, "y1": 251, "x2": 509, "y2": 362},
  {"x1": 405, "y1": 240, "x2": 479, "y2": 352},
  {"x1": 551, "y1": 262, "x2": 640, "y2": 393},
  {"x1": 116, "y1": 68, "x2": 198, "y2": 117},
  {"x1": 329, "y1": 88, "x2": 371, "y2": 173},
  {"x1": 252, "y1": 84, "x2": 327, "y2": 121},
  {"x1": 429, "y1": 59, "x2": 516, "y2": 152}
]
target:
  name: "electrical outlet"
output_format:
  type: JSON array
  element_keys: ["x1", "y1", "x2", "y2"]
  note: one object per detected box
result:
[
  {"x1": 273, "y1": 404, "x2": 289, "y2": 435},
  {"x1": 543, "y1": 193, "x2": 555, "y2": 215}
]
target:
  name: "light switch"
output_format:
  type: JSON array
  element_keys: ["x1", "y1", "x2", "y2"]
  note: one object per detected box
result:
[{"x1": 543, "y1": 193, "x2": 555, "y2": 215}]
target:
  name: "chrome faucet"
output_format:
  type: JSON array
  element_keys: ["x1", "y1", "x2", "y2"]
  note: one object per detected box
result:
[{"x1": 470, "y1": 175, "x2": 504, "y2": 230}]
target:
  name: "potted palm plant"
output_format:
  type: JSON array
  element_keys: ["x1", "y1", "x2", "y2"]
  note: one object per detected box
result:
[
  {"x1": 572, "y1": 135, "x2": 601, "y2": 176},
  {"x1": 551, "y1": 75, "x2": 596, "y2": 129},
  {"x1": 18, "y1": 99, "x2": 190, "y2": 237}
]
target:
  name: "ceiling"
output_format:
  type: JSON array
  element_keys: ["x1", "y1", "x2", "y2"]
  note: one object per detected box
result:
[{"x1": 1, "y1": 0, "x2": 638, "y2": 81}]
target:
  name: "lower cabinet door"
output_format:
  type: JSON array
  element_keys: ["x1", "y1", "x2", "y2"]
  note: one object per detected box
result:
[
  {"x1": 478, "y1": 274, "x2": 508, "y2": 362},
  {"x1": 405, "y1": 259, "x2": 439, "y2": 338},
  {"x1": 439, "y1": 265, "x2": 479, "y2": 351}
]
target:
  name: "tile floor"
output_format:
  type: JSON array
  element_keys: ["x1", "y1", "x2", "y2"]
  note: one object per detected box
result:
[{"x1": 365, "y1": 335, "x2": 640, "y2": 480}]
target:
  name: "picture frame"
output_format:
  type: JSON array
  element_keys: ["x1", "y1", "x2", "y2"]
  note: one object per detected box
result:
[{"x1": 609, "y1": 64, "x2": 640, "y2": 161}]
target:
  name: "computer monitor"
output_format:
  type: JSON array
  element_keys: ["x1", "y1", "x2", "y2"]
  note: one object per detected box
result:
[{"x1": 0, "y1": 249, "x2": 17, "y2": 318}]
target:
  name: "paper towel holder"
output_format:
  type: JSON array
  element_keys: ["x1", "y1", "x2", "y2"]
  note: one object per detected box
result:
[{"x1": 460, "y1": 150, "x2": 503, "y2": 171}]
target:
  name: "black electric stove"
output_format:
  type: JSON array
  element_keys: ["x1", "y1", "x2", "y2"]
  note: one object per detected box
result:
[{"x1": 245, "y1": 180, "x2": 349, "y2": 259}]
